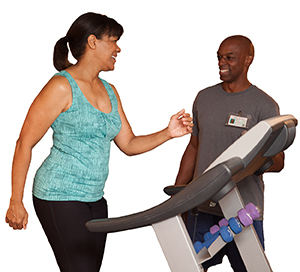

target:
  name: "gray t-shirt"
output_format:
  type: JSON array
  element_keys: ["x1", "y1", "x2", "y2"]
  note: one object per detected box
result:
[{"x1": 192, "y1": 83, "x2": 279, "y2": 219}]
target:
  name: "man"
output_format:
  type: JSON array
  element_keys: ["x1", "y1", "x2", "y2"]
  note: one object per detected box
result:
[{"x1": 175, "y1": 35, "x2": 284, "y2": 272}]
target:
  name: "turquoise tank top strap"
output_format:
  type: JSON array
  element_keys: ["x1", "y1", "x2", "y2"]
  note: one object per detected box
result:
[
  {"x1": 99, "y1": 78, "x2": 118, "y2": 109},
  {"x1": 54, "y1": 70, "x2": 85, "y2": 109},
  {"x1": 100, "y1": 79, "x2": 113, "y2": 95},
  {"x1": 55, "y1": 70, "x2": 77, "y2": 88}
]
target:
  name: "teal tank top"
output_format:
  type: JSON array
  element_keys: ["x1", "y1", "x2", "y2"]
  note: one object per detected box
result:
[{"x1": 33, "y1": 71, "x2": 122, "y2": 201}]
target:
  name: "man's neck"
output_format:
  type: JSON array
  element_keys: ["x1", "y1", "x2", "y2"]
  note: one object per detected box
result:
[{"x1": 222, "y1": 80, "x2": 252, "y2": 93}]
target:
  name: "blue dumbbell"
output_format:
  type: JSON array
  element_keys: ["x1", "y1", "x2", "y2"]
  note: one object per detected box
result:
[
  {"x1": 194, "y1": 232, "x2": 220, "y2": 253},
  {"x1": 228, "y1": 217, "x2": 242, "y2": 234},
  {"x1": 220, "y1": 225, "x2": 234, "y2": 243},
  {"x1": 204, "y1": 229, "x2": 220, "y2": 241},
  {"x1": 203, "y1": 231, "x2": 219, "y2": 248},
  {"x1": 204, "y1": 231, "x2": 213, "y2": 241},
  {"x1": 194, "y1": 241, "x2": 204, "y2": 253}
]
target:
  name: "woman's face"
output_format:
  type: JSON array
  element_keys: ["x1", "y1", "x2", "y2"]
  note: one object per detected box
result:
[{"x1": 96, "y1": 35, "x2": 121, "y2": 71}]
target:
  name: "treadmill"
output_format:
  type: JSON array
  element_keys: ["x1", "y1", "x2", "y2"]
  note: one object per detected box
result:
[{"x1": 86, "y1": 115, "x2": 297, "y2": 272}]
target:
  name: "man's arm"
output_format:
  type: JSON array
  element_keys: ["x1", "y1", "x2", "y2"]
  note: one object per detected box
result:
[
  {"x1": 266, "y1": 151, "x2": 285, "y2": 172},
  {"x1": 175, "y1": 135, "x2": 198, "y2": 186}
]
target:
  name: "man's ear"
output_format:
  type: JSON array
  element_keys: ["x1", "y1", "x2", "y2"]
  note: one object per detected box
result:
[
  {"x1": 87, "y1": 34, "x2": 97, "y2": 50},
  {"x1": 245, "y1": 55, "x2": 254, "y2": 68}
]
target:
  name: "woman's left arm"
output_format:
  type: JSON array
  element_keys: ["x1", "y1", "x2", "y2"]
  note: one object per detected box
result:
[{"x1": 112, "y1": 85, "x2": 193, "y2": 156}]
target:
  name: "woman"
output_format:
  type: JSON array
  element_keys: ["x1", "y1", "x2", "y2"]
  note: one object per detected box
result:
[{"x1": 5, "y1": 12, "x2": 193, "y2": 271}]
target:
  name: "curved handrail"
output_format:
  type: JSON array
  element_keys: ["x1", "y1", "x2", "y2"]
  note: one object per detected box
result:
[{"x1": 86, "y1": 157, "x2": 244, "y2": 233}]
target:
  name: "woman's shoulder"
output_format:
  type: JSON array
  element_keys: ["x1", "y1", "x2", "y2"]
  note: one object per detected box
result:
[
  {"x1": 37, "y1": 73, "x2": 72, "y2": 111},
  {"x1": 44, "y1": 73, "x2": 72, "y2": 94}
]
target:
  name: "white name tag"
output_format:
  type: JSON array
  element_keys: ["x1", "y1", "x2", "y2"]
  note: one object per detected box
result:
[{"x1": 226, "y1": 112, "x2": 251, "y2": 129}]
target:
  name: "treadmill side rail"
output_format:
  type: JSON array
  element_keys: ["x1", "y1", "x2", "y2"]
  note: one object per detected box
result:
[
  {"x1": 153, "y1": 216, "x2": 204, "y2": 272},
  {"x1": 219, "y1": 188, "x2": 272, "y2": 272}
]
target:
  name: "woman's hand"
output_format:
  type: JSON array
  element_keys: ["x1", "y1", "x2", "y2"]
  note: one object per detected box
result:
[
  {"x1": 6, "y1": 200, "x2": 28, "y2": 230},
  {"x1": 167, "y1": 109, "x2": 193, "y2": 138}
]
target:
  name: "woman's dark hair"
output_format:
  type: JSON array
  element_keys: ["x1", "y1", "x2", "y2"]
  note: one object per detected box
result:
[{"x1": 53, "y1": 12, "x2": 124, "y2": 71}]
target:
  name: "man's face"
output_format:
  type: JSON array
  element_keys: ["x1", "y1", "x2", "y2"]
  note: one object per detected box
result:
[{"x1": 217, "y1": 39, "x2": 250, "y2": 83}]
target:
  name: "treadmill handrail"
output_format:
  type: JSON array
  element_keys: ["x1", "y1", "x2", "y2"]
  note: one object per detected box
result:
[{"x1": 86, "y1": 157, "x2": 244, "y2": 233}]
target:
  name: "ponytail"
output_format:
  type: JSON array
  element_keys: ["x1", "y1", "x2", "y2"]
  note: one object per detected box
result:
[
  {"x1": 53, "y1": 36, "x2": 73, "y2": 71},
  {"x1": 53, "y1": 13, "x2": 123, "y2": 71}
]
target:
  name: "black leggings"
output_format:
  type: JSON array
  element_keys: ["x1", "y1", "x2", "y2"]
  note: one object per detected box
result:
[{"x1": 33, "y1": 196, "x2": 108, "y2": 272}]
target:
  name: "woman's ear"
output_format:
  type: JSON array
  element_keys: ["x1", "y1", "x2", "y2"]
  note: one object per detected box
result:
[{"x1": 87, "y1": 34, "x2": 97, "y2": 50}]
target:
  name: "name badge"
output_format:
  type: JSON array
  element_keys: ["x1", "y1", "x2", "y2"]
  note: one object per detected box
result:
[{"x1": 226, "y1": 111, "x2": 251, "y2": 129}]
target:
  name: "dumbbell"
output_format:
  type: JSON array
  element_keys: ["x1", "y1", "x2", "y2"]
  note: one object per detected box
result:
[
  {"x1": 195, "y1": 219, "x2": 241, "y2": 254},
  {"x1": 194, "y1": 231, "x2": 220, "y2": 253},
  {"x1": 237, "y1": 203, "x2": 260, "y2": 227},
  {"x1": 245, "y1": 203, "x2": 260, "y2": 220},
  {"x1": 194, "y1": 203, "x2": 259, "y2": 254},
  {"x1": 219, "y1": 203, "x2": 259, "y2": 240},
  {"x1": 209, "y1": 218, "x2": 229, "y2": 234},
  {"x1": 195, "y1": 225, "x2": 234, "y2": 254}
]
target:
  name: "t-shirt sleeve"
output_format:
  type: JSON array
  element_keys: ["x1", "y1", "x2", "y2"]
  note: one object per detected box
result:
[
  {"x1": 259, "y1": 95, "x2": 280, "y2": 121},
  {"x1": 191, "y1": 94, "x2": 199, "y2": 137}
]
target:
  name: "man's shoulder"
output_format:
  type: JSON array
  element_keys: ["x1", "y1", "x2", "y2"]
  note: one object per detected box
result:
[
  {"x1": 201, "y1": 82, "x2": 222, "y2": 93},
  {"x1": 251, "y1": 85, "x2": 278, "y2": 104},
  {"x1": 195, "y1": 83, "x2": 222, "y2": 99}
]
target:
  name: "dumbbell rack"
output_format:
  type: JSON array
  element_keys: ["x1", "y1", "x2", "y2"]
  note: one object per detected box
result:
[
  {"x1": 152, "y1": 189, "x2": 269, "y2": 272},
  {"x1": 86, "y1": 115, "x2": 297, "y2": 272}
]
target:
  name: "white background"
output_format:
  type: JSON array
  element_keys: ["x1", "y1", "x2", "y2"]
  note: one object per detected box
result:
[{"x1": 1, "y1": 1, "x2": 299, "y2": 271}]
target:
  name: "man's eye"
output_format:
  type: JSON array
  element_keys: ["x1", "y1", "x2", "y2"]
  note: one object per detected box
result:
[{"x1": 217, "y1": 55, "x2": 234, "y2": 61}]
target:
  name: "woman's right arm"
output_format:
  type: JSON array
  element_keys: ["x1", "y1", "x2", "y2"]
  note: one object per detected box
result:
[{"x1": 5, "y1": 76, "x2": 72, "y2": 230}]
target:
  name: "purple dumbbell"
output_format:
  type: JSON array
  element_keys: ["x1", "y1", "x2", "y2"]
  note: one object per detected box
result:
[
  {"x1": 237, "y1": 208, "x2": 253, "y2": 227},
  {"x1": 245, "y1": 203, "x2": 260, "y2": 220},
  {"x1": 210, "y1": 218, "x2": 229, "y2": 235},
  {"x1": 219, "y1": 218, "x2": 228, "y2": 227},
  {"x1": 210, "y1": 225, "x2": 220, "y2": 234}
]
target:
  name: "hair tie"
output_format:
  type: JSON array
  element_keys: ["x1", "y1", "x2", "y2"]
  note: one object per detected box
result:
[{"x1": 63, "y1": 36, "x2": 69, "y2": 43}]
